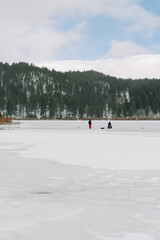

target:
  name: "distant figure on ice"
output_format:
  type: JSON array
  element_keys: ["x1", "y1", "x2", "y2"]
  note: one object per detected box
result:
[
  {"x1": 108, "y1": 121, "x2": 112, "y2": 129},
  {"x1": 88, "y1": 119, "x2": 92, "y2": 129}
]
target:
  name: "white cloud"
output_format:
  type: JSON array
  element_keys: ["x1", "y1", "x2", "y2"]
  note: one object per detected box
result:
[
  {"x1": 37, "y1": 54, "x2": 160, "y2": 79},
  {"x1": 123, "y1": 4, "x2": 160, "y2": 37},
  {"x1": 22, "y1": 22, "x2": 85, "y2": 62},
  {"x1": 0, "y1": 19, "x2": 85, "y2": 62},
  {"x1": 2, "y1": 0, "x2": 159, "y2": 34},
  {"x1": 0, "y1": 0, "x2": 160, "y2": 64},
  {"x1": 0, "y1": 1, "x2": 87, "y2": 62},
  {"x1": 104, "y1": 40, "x2": 148, "y2": 58}
]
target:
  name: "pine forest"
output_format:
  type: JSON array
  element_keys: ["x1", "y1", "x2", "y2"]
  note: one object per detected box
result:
[{"x1": 0, "y1": 62, "x2": 160, "y2": 119}]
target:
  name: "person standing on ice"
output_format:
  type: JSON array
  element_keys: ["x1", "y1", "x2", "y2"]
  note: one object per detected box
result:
[{"x1": 88, "y1": 119, "x2": 92, "y2": 129}]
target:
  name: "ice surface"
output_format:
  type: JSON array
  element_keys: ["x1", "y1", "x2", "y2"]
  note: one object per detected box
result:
[{"x1": 0, "y1": 120, "x2": 160, "y2": 240}]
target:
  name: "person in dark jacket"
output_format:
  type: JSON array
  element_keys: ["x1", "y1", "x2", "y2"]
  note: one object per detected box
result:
[
  {"x1": 88, "y1": 119, "x2": 92, "y2": 129},
  {"x1": 108, "y1": 121, "x2": 112, "y2": 128}
]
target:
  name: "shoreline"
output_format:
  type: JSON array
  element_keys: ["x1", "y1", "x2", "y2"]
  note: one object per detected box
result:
[{"x1": 12, "y1": 117, "x2": 160, "y2": 121}]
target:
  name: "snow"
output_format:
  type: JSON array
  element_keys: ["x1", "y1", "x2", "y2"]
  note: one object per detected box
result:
[{"x1": 0, "y1": 120, "x2": 160, "y2": 240}]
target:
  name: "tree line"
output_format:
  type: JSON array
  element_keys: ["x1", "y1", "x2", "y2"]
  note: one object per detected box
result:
[{"x1": 0, "y1": 62, "x2": 160, "y2": 119}]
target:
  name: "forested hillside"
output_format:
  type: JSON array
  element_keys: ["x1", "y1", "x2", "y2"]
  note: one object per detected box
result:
[{"x1": 0, "y1": 62, "x2": 160, "y2": 119}]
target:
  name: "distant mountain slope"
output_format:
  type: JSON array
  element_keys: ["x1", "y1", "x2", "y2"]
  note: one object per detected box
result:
[{"x1": 0, "y1": 62, "x2": 160, "y2": 119}]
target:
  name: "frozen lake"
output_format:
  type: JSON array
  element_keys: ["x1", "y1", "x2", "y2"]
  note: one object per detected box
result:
[{"x1": 1, "y1": 120, "x2": 160, "y2": 240}]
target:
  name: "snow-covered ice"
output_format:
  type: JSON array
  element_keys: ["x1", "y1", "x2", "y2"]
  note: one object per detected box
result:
[{"x1": 0, "y1": 120, "x2": 160, "y2": 240}]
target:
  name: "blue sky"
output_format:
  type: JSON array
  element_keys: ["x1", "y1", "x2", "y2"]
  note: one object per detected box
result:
[
  {"x1": 1, "y1": 0, "x2": 160, "y2": 78},
  {"x1": 140, "y1": 0, "x2": 160, "y2": 15}
]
